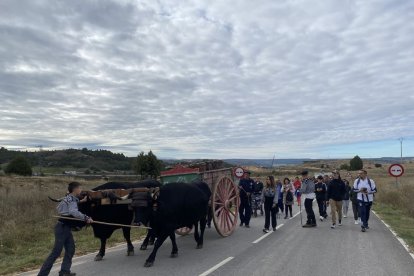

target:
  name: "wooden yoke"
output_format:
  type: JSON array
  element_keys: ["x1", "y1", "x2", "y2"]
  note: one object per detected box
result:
[{"x1": 83, "y1": 187, "x2": 159, "y2": 201}]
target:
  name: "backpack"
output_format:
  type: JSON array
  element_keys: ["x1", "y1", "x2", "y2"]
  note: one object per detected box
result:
[
  {"x1": 286, "y1": 191, "x2": 294, "y2": 202},
  {"x1": 356, "y1": 178, "x2": 377, "y2": 193}
]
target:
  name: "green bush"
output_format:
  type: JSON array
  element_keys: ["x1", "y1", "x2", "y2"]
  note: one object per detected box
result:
[
  {"x1": 5, "y1": 156, "x2": 32, "y2": 176},
  {"x1": 340, "y1": 163, "x2": 350, "y2": 170},
  {"x1": 375, "y1": 163, "x2": 382, "y2": 168}
]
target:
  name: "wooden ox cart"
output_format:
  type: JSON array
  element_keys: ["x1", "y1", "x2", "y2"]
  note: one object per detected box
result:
[{"x1": 160, "y1": 165, "x2": 240, "y2": 237}]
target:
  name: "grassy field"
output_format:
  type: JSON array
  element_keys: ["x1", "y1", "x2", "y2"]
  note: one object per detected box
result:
[{"x1": 0, "y1": 176, "x2": 147, "y2": 275}]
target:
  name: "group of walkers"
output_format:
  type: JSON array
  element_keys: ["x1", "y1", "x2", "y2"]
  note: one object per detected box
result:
[{"x1": 238, "y1": 169, "x2": 377, "y2": 233}]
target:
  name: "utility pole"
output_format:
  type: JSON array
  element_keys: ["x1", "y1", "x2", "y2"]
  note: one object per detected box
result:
[{"x1": 398, "y1": 138, "x2": 404, "y2": 164}]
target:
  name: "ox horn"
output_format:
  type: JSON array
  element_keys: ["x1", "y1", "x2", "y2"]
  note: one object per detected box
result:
[
  {"x1": 119, "y1": 194, "x2": 130, "y2": 200},
  {"x1": 48, "y1": 196, "x2": 63, "y2": 202}
]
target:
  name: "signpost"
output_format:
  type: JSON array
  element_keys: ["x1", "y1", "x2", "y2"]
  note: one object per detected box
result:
[
  {"x1": 388, "y1": 164, "x2": 404, "y2": 186},
  {"x1": 233, "y1": 167, "x2": 245, "y2": 179}
]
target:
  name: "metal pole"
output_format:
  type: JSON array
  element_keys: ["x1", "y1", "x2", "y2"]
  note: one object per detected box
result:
[{"x1": 399, "y1": 138, "x2": 403, "y2": 164}]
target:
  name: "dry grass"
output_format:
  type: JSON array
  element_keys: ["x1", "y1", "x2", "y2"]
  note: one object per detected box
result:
[{"x1": 0, "y1": 176, "x2": 146, "y2": 275}]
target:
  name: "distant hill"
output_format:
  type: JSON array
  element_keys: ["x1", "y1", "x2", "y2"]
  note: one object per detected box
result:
[
  {"x1": 0, "y1": 147, "x2": 134, "y2": 172},
  {"x1": 223, "y1": 159, "x2": 311, "y2": 167}
]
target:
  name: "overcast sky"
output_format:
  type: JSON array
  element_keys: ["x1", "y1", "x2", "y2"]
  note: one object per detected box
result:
[{"x1": 1, "y1": 0, "x2": 413, "y2": 159}]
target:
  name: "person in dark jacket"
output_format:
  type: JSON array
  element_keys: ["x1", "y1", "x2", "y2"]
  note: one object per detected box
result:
[
  {"x1": 239, "y1": 171, "x2": 254, "y2": 228},
  {"x1": 350, "y1": 184, "x2": 360, "y2": 224},
  {"x1": 342, "y1": 179, "x2": 352, "y2": 218},
  {"x1": 314, "y1": 175, "x2": 327, "y2": 221},
  {"x1": 261, "y1": 176, "x2": 278, "y2": 233},
  {"x1": 327, "y1": 170, "x2": 346, "y2": 229}
]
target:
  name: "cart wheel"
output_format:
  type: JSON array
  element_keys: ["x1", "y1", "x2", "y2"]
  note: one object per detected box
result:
[
  {"x1": 175, "y1": 227, "x2": 192, "y2": 236},
  {"x1": 212, "y1": 176, "x2": 240, "y2": 237}
]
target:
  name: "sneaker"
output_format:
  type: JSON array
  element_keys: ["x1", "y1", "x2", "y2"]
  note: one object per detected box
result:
[
  {"x1": 338, "y1": 220, "x2": 342, "y2": 226},
  {"x1": 331, "y1": 224, "x2": 336, "y2": 229},
  {"x1": 272, "y1": 227, "x2": 276, "y2": 231},
  {"x1": 239, "y1": 222, "x2": 244, "y2": 227},
  {"x1": 344, "y1": 215, "x2": 347, "y2": 218},
  {"x1": 284, "y1": 216, "x2": 288, "y2": 219},
  {"x1": 320, "y1": 216, "x2": 324, "y2": 221},
  {"x1": 354, "y1": 220, "x2": 359, "y2": 225},
  {"x1": 311, "y1": 223, "x2": 317, "y2": 227},
  {"x1": 245, "y1": 225, "x2": 250, "y2": 228},
  {"x1": 366, "y1": 226, "x2": 369, "y2": 230},
  {"x1": 361, "y1": 227, "x2": 366, "y2": 232},
  {"x1": 302, "y1": 224, "x2": 313, "y2": 228},
  {"x1": 263, "y1": 228, "x2": 269, "y2": 233}
]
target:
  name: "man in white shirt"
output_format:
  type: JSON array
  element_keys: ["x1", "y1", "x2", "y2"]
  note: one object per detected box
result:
[{"x1": 353, "y1": 170, "x2": 377, "y2": 232}]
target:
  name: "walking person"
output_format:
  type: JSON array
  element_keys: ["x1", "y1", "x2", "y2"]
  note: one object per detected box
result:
[
  {"x1": 38, "y1": 182, "x2": 93, "y2": 276},
  {"x1": 282, "y1": 178, "x2": 294, "y2": 219},
  {"x1": 353, "y1": 169, "x2": 377, "y2": 232},
  {"x1": 276, "y1": 179, "x2": 284, "y2": 215},
  {"x1": 342, "y1": 179, "x2": 352, "y2": 218},
  {"x1": 239, "y1": 171, "x2": 254, "y2": 228},
  {"x1": 327, "y1": 170, "x2": 346, "y2": 229},
  {"x1": 293, "y1": 176, "x2": 302, "y2": 206},
  {"x1": 300, "y1": 171, "x2": 317, "y2": 228},
  {"x1": 315, "y1": 175, "x2": 328, "y2": 221},
  {"x1": 262, "y1": 176, "x2": 278, "y2": 233},
  {"x1": 350, "y1": 183, "x2": 360, "y2": 224}
]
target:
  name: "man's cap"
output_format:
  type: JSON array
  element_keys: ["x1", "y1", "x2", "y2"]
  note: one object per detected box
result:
[
  {"x1": 300, "y1": 170, "x2": 309, "y2": 176},
  {"x1": 317, "y1": 175, "x2": 323, "y2": 180}
]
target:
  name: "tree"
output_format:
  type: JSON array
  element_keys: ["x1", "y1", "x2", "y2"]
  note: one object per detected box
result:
[
  {"x1": 136, "y1": 151, "x2": 148, "y2": 179},
  {"x1": 135, "y1": 151, "x2": 162, "y2": 179},
  {"x1": 146, "y1": 150, "x2": 161, "y2": 179},
  {"x1": 5, "y1": 156, "x2": 32, "y2": 176},
  {"x1": 350, "y1": 155, "x2": 363, "y2": 171}
]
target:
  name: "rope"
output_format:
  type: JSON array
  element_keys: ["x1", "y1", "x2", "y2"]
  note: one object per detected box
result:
[{"x1": 53, "y1": 216, "x2": 151, "y2": 229}]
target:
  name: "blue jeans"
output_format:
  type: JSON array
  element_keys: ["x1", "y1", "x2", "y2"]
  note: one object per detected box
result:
[
  {"x1": 38, "y1": 222, "x2": 75, "y2": 276},
  {"x1": 358, "y1": 200, "x2": 372, "y2": 228}
]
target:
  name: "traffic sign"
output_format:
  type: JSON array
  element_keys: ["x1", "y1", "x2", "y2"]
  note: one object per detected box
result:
[
  {"x1": 388, "y1": 164, "x2": 404, "y2": 177},
  {"x1": 234, "y1": 167, "x2": 245, "y2": 179}
]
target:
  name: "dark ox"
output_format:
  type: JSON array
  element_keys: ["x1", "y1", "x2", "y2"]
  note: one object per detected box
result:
[
  {"x1": 136, "y1": 181, "x2": 211, "y2": 267},
  {"x1": 78, "y1": 180, "x2": 161, "y2": 261}
]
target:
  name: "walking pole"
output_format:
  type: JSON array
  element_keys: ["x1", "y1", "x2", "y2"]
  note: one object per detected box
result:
[{"x1": 299, "y1": 198, "x2": 303, "y2": 226}]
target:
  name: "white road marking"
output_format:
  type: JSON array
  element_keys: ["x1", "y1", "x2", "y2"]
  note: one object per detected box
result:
[
  {"x1": 252, "y1": 224, "x2": 285, "y2": 244},
  {"x1": 198, "y1": 256, "x2": 234, "y2": 276},
  {"x1": 291, "y1": 211, "x2": 301, "y2": 219},
  {"x1": 372, "y1": 210, "x2": 414, "y2": 260}
]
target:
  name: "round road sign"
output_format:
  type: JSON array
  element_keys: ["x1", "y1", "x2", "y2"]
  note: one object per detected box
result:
[
  {"x1": 234, "y1": 167, "x2": 245, "y2": 179},
  {"x1": 388, "y1": 164, "x2": 404, "y2": 177}
]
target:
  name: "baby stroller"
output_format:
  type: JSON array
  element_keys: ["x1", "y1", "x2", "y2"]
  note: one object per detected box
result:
[{"x1": 252, "y1": 193, "x2": 263, "y2": 217}]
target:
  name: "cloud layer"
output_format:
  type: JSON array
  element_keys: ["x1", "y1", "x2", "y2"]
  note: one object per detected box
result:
[{"x1": 1, "y1": 0, "x2": 414, "y2": 158}]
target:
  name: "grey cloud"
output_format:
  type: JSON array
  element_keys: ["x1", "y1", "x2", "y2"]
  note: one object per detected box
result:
[{"x1": 1, "y1": 0, "x2": 414, "y2": 158}]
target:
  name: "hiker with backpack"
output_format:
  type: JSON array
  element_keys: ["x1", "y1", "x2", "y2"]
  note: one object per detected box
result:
[
  {"x1": 315, "y1": 175, "x2": 328, "y2": 221},
  {"x1": 353, "y1": 169, "x2": 377, "y2": 232},
  {"x1": 282, "y1": 178, "x2": 294, "y2": 219},
  {"x1": 349, "y1": 183, "x2": 360, "y2": 224},
  {"x1": 327, "y1": 170, "x2": 346, "y2": 229}
]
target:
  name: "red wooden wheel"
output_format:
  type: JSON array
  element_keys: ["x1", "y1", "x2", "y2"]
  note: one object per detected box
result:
[
  {"x1": 212, "y1": 176, "x2": 239, "y2": 237},
  {"x1": 175, "y1": 227, "x2": 192, "y2": 236}
]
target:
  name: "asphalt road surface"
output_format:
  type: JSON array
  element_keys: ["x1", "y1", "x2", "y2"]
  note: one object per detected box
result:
[{"x1": 22, "y1": 203, "x2": 414, "y2": 276}]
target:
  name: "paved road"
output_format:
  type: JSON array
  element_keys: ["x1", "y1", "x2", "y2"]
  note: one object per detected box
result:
[{"x1": 22, "y1": 203, "x2": 414, "y2": 276}]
